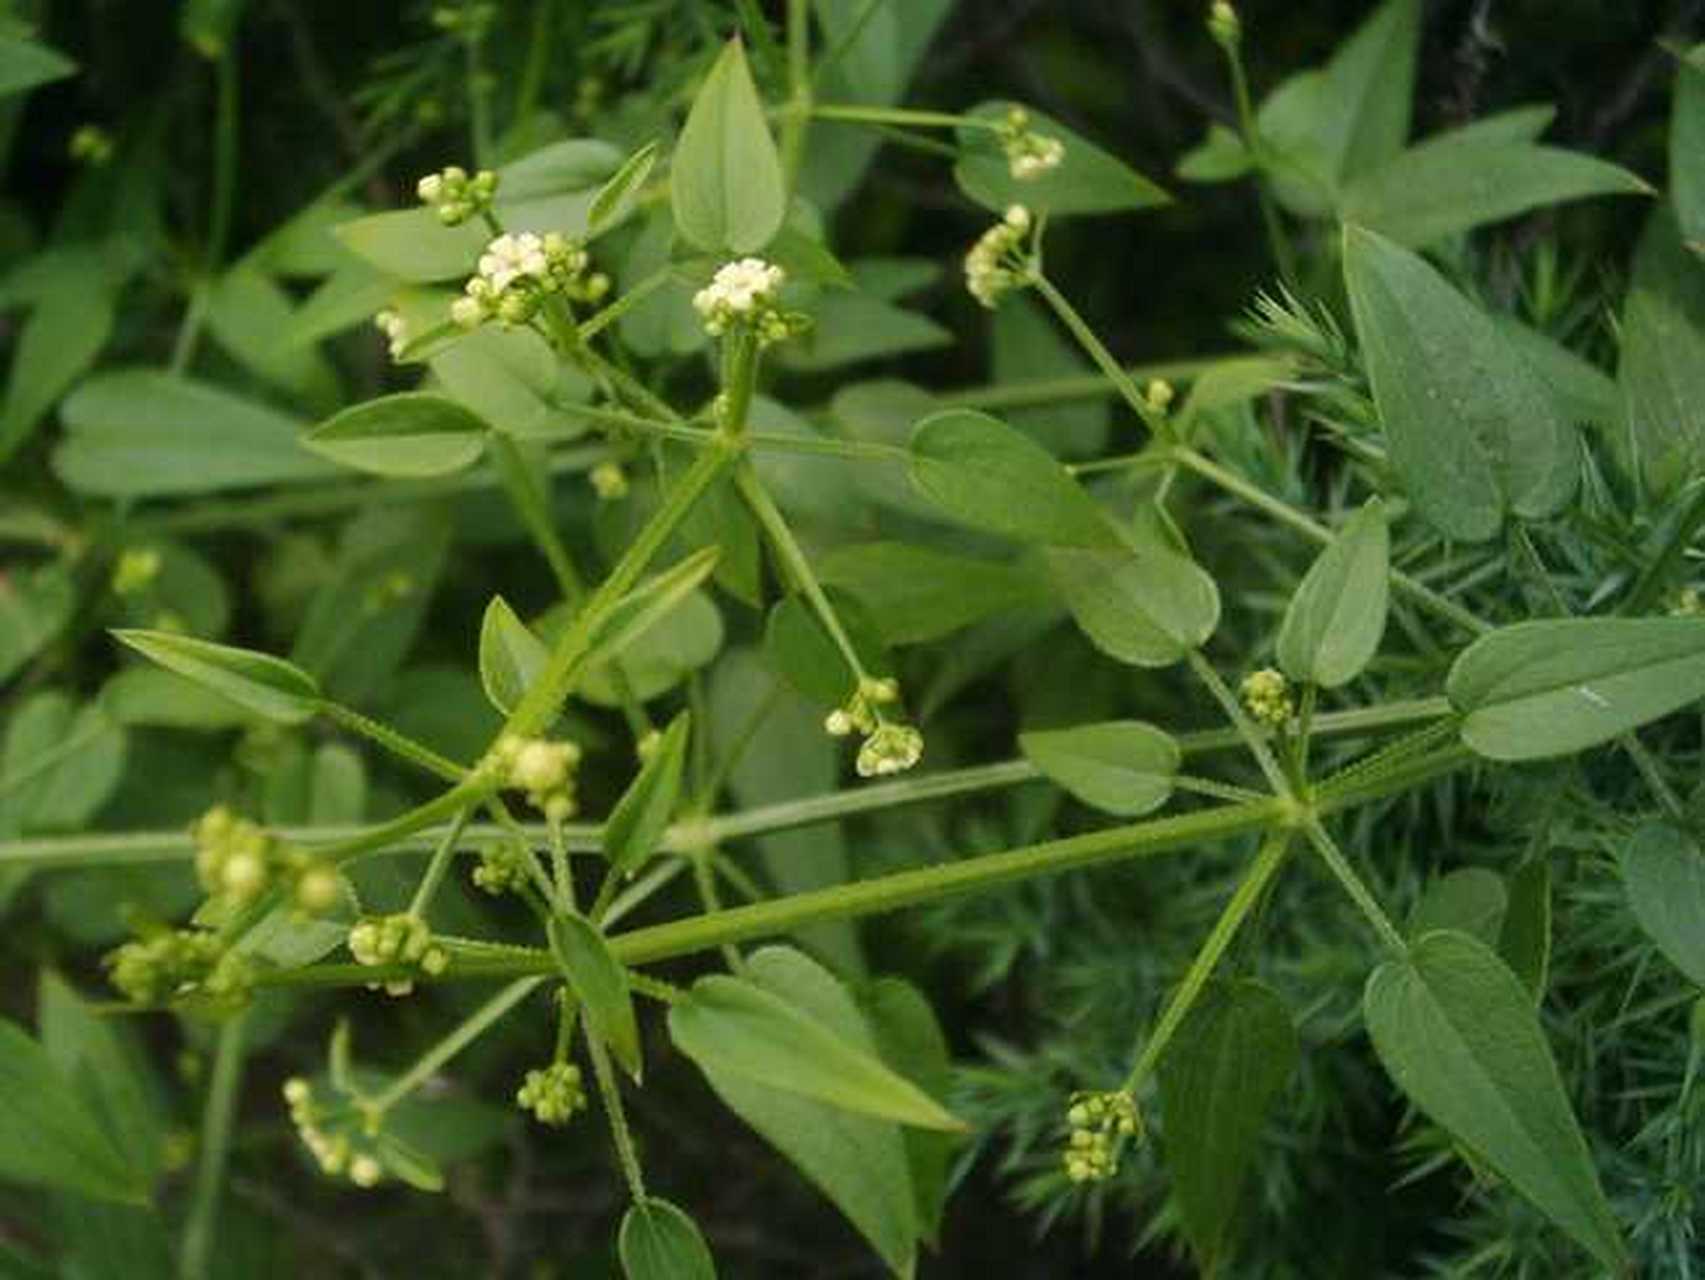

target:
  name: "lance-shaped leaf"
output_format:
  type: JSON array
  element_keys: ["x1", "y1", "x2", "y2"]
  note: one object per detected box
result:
[
  {"x1": 618, "y1": 1198, "x2": 716, "y2": 1280},
  {"x1": 1619, "y1": 207, "x2": 1705, "y2": 496},
  {"x1": 1159, "y1": 980, "x2": 1298, "y2": 1274},
  {"x1": 1046, "y1": 543, "x2": 1220, "y2": 668},
  {"x1": 478, "y1": 596, "x2": 549, "y2": 715},
  {"x1": 604, "y1": 712, "x2": 690, "y2": 878},
  {"x1": 1019, "y1": 720, "x2": 1180, "y2": 816},
  {"x1": 1276, "y1": 498, "x2": 1389, "y2": 688},
  {"x1": 907, "y1": 408, "x2": 1118, "y2": 548},
  {"x1": 589, "y1": 140, "x2": 660, "y2": 239},
  {"x1": 670, "y1": 39, "x2": 785, "y2": 253},
  {"x1": 114, "y1": 631, "x2": 320, "y2": 725},
  {"x1": 584, "y1": 546, "x2": 723, "y2": 673},
  {"x1": 304, "y1": 393, "x2": 489, "y2": 478},
  {"x1": 1343, "y1": 224, "x2": 1577, "y2": 541},
  {"x1": 858, "y1": 978, "x2": 956, "y2": 1246},
  {"x1": 1676, "y1": 49, "x2": 1705, "y2": 248},
  {"x1": 1446, "y1": 616, "x2": 1705, "y2": 760},
  {"x1": 1363, "y1": 930, "x2": 1625, "y2": 1270},
  {"x1": 1619, "y1": 822, "x2": 1705, "y2": 987},
  {"x1": 547, "y1": 913, "x2": 642, "y2": 1080}
]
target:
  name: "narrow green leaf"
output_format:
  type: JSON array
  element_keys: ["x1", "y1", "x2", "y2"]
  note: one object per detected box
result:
[
  {"x1": 908, "y1": 408, "x2": 1117, "y2": 548},
  {"x1": 954, "y1": 99, "x2": 1170, "y2": 217},
  {"x1": 604, "y1": 712, "x2": 690, "y2": 877},
  {"x1": 548, "y1": 913, "x2": 642, "y2": 1080},
  {"x1": 1619, "y1": 822, "x2": 1705, "y2": 987},
  {"x1": 1019, "y1": 720, "x2": 1179, "y2": 817},
  {"x1": 1408, "y1": 868, "x2": 1507, "y2": 947},
  {"x1": 0, "y1": 1017, "x2": 145, "y2": 1204},
  {"x1": 618, "y1": 1197, "x2": 717, "y2": 1280},
  {"x1": 584, "y1": 546, "x2": 723, "y2": 676},
  {"x1": 1675, "y1": 50, "x2": 1705, "y2": 248},
  {"x1": 670, "y1": 39, "x2": 786, "y2": 253},
  {"x1": 1343, "y1": 224, "x2": 1577, "y2": 541},
  {"x1": 1499, "y1": 858, "x2": 1552, "y2": 1000},
  {"x1": 478, "y1": 596, "x2": 549, "y2": 716},
  {"x1": 1046, "y1": 544, "x2": 1220, "y2": 668},
  {"x1": 1619, "y1": 206, "x2": 1705, "y2": 496},
  {"x1": 589, "y1": 140, "x2": 660, "y2": 238},
  {"x1": 114, "y1": 630, "x2": 320, "y2": 726},
  {"x1": 305, "y1": 392, "x2": 488, "y2": 478},
  {"x1": 1159, "y1": 980, "x2": 1298, "y2": 1274},
  {"x1": 1363, "y1": 931, "x2": 1625, "y2": 1269},
  {"x1": 1276, "y1": 498, "x2": 1389, "y2": 688},
  {"x1": 39, "y1": 972, "x2": 165, "y2": 1183},
  {"x1": 1447, "y1": 617, "x2": 1705, "y2": 760},
  {"x1": 0, "y1": 32, "x2": 75, "y2": 97},
  {"x1": 0, "y1": 257, "x2": 117, "y2": 463}
]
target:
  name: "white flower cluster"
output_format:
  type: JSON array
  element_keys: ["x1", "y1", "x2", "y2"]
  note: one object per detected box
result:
[
  {"x1": 824, "y1": 677, "x2": 925, "y2": 778},
  {"x1": 999, "y1": 107, "x2": 1065, "y2": 181},
  {"x1": 490, "y1": 734, "x2": 583, "y2": 822},
  {"x1": 692, "y1": 257, "x2": 805, "y2": 343},
  {"x1": 451, "y1": 231, "x2": 609, "y2": 330},
  {"x1": 1240, "y1": 667, "x2": 1294, "y2": 728},
  {"x1": 964, "y1": 205, "x2": 1035, "y2": 309},
  {"x1": 415, "y1": 165, "x2": 497, "y2": 226},
  {"x1": 374, "y1": 309, "x2": 409, "y2": 360},
  {"x1": 348, "y1": 913, "x2": 448, "y2": 997},
  {"x1": 1063, "y1": 1090, "x2": 1140, "y2": 1184}
]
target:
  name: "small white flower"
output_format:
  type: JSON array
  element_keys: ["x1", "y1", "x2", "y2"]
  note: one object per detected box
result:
[
  {"x1": 855, "y1": 724, "x2": 924, "y2": 778},
  {"x1": 478, "y1": 232, "x2": 549, "y2": 292},
  {"x1": 693, "y1": 257, "x2": 787, "y2": 336}
]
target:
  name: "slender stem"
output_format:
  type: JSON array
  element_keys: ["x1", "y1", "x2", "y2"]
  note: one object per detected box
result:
[
  {"x1": 489, "y1": 432, "x2": 586, "y2": 601},
  {"x1": 170, "y1": 47, "x2": 239, "y2": 375},
  {"x1": 407, "y1": 807, "x2": 474, "y2": 917},
  {"x1": 936, "y1": 358, "x2": 1232, "y2": 414},
  {"x1": 1030, "y1": 272, "x2": 1161, "y2": 433},
  {"x1": 1301, "y1": 817, "x2": 1406, "y2": 954},
  {"x1": 548, "y1": 817, "x2": 574, "y2": 911},
  {"x1": 780, "y1": 0, "x2": 812, "y2": 194},
  {"x1": 319, "y1": 701, "x2": 465, "y2": 782},
  {"x1": 1223, "y1": 44, "x2": 1297, "y2": 288},
  {"x1": 578, "y1": 269, "x2": 670, "y2": 342},
  {"x1": 510, "y1": 0, "x2": 552, "y2": 137},
  {"x1": 586, "y1": 1036, "x2": 647, "y2": 1200},
  {"x1": 692, "y1": 851, "x2": 744, "y2": 973},
  {"x1": 808, "y1": 103, "x2": 995, "y2": 130},
  {"x1": 1186, "y1": 650, "x2": 1292, "y2": 798},
  {"x1": 1622, "y1": 732, "x2": 1686, "y2": 820},
  {"x1": 1122, "y1": 829, "x2": 1292, "y2": 1091},
  {"x1": 370, "y1": 978, "x2": 544, "y2": 1114},
  {"x1": 179, "y1": 1013, "x2": 247, "y2": 1280},
  {"x1": 464, "y1": 9, "x2": 493, "y2": 168}
]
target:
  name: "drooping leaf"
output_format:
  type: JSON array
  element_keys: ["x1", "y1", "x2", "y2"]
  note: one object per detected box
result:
[
  {"x1": 548, "y1": 912, "x2": 642, "y2": 1080},
  {"x1": 618, "y1": 1198, "x2": 716, "y2": 1280},
  {"x1": 1019, "y1": 721, "x2": 1180, "y2": 817},
  {"x1": 670, "y1": 39, "x2": 786, "y2": 253},
  {"x1": 1046, "y1": 543, "x2": 1220, "y2": 668},
  {"x1": 1276, "y1": 498, "x2": 1389, "y2": 688},
  {"x1": 954, "y1": 100, "x2": 1170, "y2": 217},
  {"x1": 304, "y1": 393, "x2": 488, "y2": 478},
  {"x1": 604, "y1": 712, "x2": 690, "y2": 878},
  {"x1": 1447, "y1": 617, "x2": 1705, "y2": 760},
  {"x1": 478, "y1": 596, "x2": 549, "y2": 716},
  {"x1": 1363, "y1": 931, "x2": 1625, "y2": 1269},
  {"x1": 114, "y1": 631, "x2": 320, "y2": 725},
  {"x1": 1619, "y1": 822, "x2": 1705, "y2": 987}
]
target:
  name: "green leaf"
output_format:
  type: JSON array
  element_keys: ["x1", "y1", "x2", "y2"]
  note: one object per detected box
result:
[
  {"x1": 1446, "y1": 617, "x2": 1705, "y2": 760},
  {"x1": 1363, "y1": 931, "x2": 1625, "y2": 1269},
  {"x1": 908, "y1": 409, "x2": 1117, "y2": 548},
  {"x1": 992, "y1": 295, "x2": 1109, "y2": 458},
  {"x1": 1159, "y1": 980, "x2": 1298, "y2": 1274},
  {"x1": 431, "y1": 324, "x2": 589, "y2": 442},
  {"x1": 1019, "y1": 721, "x2": 1179, "y2": 817},
  {"x1": 1175, "y1": 123, "x2": 1253, "y2": 183},
  {"x1": 953, "y1": 100, "x2": 1170, "y2": 218},
  {"x1": 1619, "y1": 206, "x2": 1705, "y2": 496},
  {"x1": 818, "y1": 543, "x2": 1048, "y2": 646},
  {"x1": 583, "y1": 547, "x2": 724, "y2": 679},
  {"x1": 1499, "y1": 858, "x2": 1552, "y2": 1000},
  {"x1": 0, "y1": 693, "x2": 125, "y2": 834},
  {"x1": 1276, "y1": 498, "x2": 1389, "y2": 688},
  {"x1": 577, "y1": 588, "x2": 725, "y2": 707},
  {"x1": 670, "y1": 39, "x2": 786, "y2": 253},
  {"x1": 0, "y1": 1016, "x2": 145, "y2": 1204},
  {"x1": 858, "y1": 979, "x2": 956, "y2": 1245},
  {"x1": 669, "y1": 946, "x2": 917, "y2": 1274},
  {"x1": 0, "y1": 31, "x2": 74, "y2": 97},
  {"x1": 205, "y1": 263, "x2": 339, "y2": 409},
  {"x1": 1046, "y1": 543, "x2": 1220, "y2": 668},
  {"x1": 548, "y1": 912, "x2": 642, "y2": 1080},
  {"x1": 670, "y1": 951, "x2": 964, "y2": 1132},
  {"x1": 478, "y1": 596, "x2": 548, "y2": 716},
  {"x1": 38, "y1": 972, "x2": 165, "y2": 1181},
  {"x1": 1676, "y1": 51, "x2": 1705, "y2": 249},
  {"x1": 604, "y1": 712, "x2": 690, "y2": 878},
  {"x1": 1619, "y1": 822, "x2": 1705, "y2": 987},
  {"x1": 0, "y1": 253, "x2": 117, "y2": 463},
  {"x1": 772, "y1": 292, "x2": 950, "y2": 373},
  {"x1": 618, "y1": 1198, "x2": 716, "y2": 1280},
  {"x1": 305, "y1": 393, "x2": 488, "y2": 478},
  {"x1": 763, "y1": 593, "x2": 885, "y2": 709},
  {"x1": 589, "y1": 140, "x2": 660, "y2": 238},
  {"x1": 114, "y1": 630, "x2": 320, "y2": 726},
  {"x1": 0, "y1": 562, "x2": 74, "y2": 685},
  {"x1": 54, "y1": 370, "x2": 337, "y2": 497},
  {"x1": 1340, "y1": 136, "x2": 1650, "y2": 248},
  {"x1": 1409, "y1": 868, "x2": 1507, "y2": 947},
  {"x1": 1343, "y1": 224, "x2": 1577, "y2": 541}
]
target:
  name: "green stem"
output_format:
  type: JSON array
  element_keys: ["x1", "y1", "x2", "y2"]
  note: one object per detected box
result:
[
  {"x1": 586, "y1": 1035, "x2": 646, "y2": 1201},
  {"x1": 1300, "y1": 817, "x2": 1405, "y2": 954},
  {"x1": 1186, "y1": 650, "x2": 1292, "y2": 798},
  {"x1": 810, "y1": 0, "x2": 887, "y2": 86},
  {"x1": 935, "y1": 358, "x2": 1232, "y2": 414},
  {"x1": 490, "y1": 432, "x2": 586, "y2": 600},
  {"x1": 808, "y1": 103, "x2": 994, "y2": 130},
  {"x1": 170, "y1": 47, "x2": 239, "y2": 375},
  {"x1": 370, "y1": 978, "x2": 544, "y2": 1114},
  {"x1": 510, "y1": 0, "x2": 552, "y2": 138},
  {"x1": 1122, "y1": 828, "x2": 1291, "y2": 1091},
  {"x1": 179, "y1": 1013, "x2": 247, "y2": 1280},
  {"x1": 319, "y1": 701, "x2": 465, "y2": 782},
  {"x1": 464, "y1": 8, "x2": 493, "y2": 168},
  {"x1": 1223, "y1": 44, "x2": 1297, "y2": 288},
  {"x1": 578, "y1": 268, "x2": 671, "y2": 342},
  {"x1": 692, "y1": 851, "x2": 744, "y2": 973},
  {"x1": 780, "y1": 0, "x2": 812, "y2": 194},
  {"x1": 407, "y1": 807, "x2": 474, "y2": 917},
  {"x1": 1029, "y1": 272, "x2": 1162, "y2": 433}
]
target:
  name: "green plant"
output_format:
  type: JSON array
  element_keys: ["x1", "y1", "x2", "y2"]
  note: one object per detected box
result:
[{"x1": 2, "y1": 1, "x2": 1704, "y2": 1275}]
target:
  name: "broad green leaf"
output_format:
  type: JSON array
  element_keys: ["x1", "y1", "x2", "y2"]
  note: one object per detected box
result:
[
  {"x1": 763, "y1": 593, "x2": 888, "y2": 709},
  {"x1": 670, "y1": 956, "x2": 963, "y2": 1132},
  {"x1": 584, "y1": 547, "x2": 724, "y2": 678},
  {"x1": 548, "y1": 912, "x2": 642, "y2": 1079},
  {"x1": 305, "y1": 393, "x2": 488, "y2": 478},
  {"x1": 1494, "y1": 316, "x2": 1619, "y2": 431},
  {"x1": 1343, "y1": 224, "x2": 1577, "y2": 541},
  {"x1": 1046, "y1": 543, "x2": 1220, "y2": 668},
  {"x1": 618, "y1": 1198, "x2": 716, "y2": 1280},
  {"x1": 859, "y1": 979, "x2": 956, "y2": 1246},
  {"x1": 953, "y1": 100, "x2": 1170, "y2": 217},
  {"x1": 478, "y1": 596, "x2": 548, "y2": 716},
  {"x1": 1019, "y1": 720, "x2": 1179, "y2": 817},
  {"x1": 0, "y1": 693, "x2": 125, "y2": 834},
  {"x1": 1160, "y1": 980, "x2": 1298, "y2": 1274},
  {"x1": 50, "y1": 1197, "x2": 173, "y2": 1280},
  {"x1": 1447, "y1": 617, "x2": 1705, "y2": 760},
  {"x1": 0, "y1": 253, "x2": 117, "y2": 462},
  {"x1": 1364, "y1": 931, "x2": 1625, "y2": 1269},
  {"x1": 1409, "y1": 868, "x2": 1507, "y2": 947},
  {"x1": 1676, "y1": 50, "x2": 1705, "y2": 248},
  {"x1": 773, "y1": 292, "x2": 950, "y2": 373},
  {"x1": 499, "y1": 139, "x2": 627, "y2": 201},
  {"x1": 54, "y1": 370, "x2": 337, "y2": 497},
  {"x1": 671, "y1": 39, "x2": 786, "y2": 253},
  {"x1": 1340, "y1": 136, "x2": 1649, "y2": 248},
  {"x1": 992, "y1": 295, "x2": 1109, "y2": 458},
  {"x1": 908, "y1": 409, "x2": 1117, "y2": 548},
  {"x1": 765, "y1": 219, "x2": 854, "y2": 289},
  {"x1": 588, "y1": 140, "x2": 659, "y2": 238},
  {"x1": 205, "y1": 263, "x2": 339, "y2": 409},
  {"x1": 0, "y1": 1017, "x2": 144, "y2": 1204},
  {"x1": 0, "y1": 562, "x2": 74, "y2": 685},
  {"x1": 1619, "y1": 206, "x2": 1705, "y2": 496},
  {"x1": 0, "y1": 32, "x2": 74, "y2": 97},
  {"x1": 1619, "y1": 822, "x2": 1705, "y2": 986},
  {"x1": 577, "y1": 588, "x2": 725, "y2": 707},
  {"x1": 1276, "y1": 498, "x2": 1389, "y2": 688},
  {"x1": 672, "y1": 946, "x2": 916, "y2": 1273},
  {"x1": 115, "y1": 630, "x2": 320, "y2": 725},
  {"x1": 38, "y1": 972, "x2": 165, "y2": 1181},
  {"x1": 604, "y1": 711, "x2": 690, "y2": 877},
  {"x1": 1499, "y1": 858, "x2": 1552, "y2": 1000},
  {"x1": 818, "y1": 543, "x2": 1048, "y2": 645},
  {"x1": 1176, "y1": 123, "x2": 1253, "y2": 183}
]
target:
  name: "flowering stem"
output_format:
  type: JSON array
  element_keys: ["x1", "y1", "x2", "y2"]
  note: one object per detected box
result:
[
  {"x1": 369, "y1": 977, "x2": 545, "y2": 1115},
  {"x1": 1221, "y1": 43, "x2": 1298, "y2": 289},
  {"x1": 587, "y1": 1034, "x2": 647, "y2": 1201},
  {"x1": 179, "y1": 1012, "x2": 247, "y2": 1280},
  {"x1": 406, "y1": 806, "x2": 474, "y2": 918},
  {"x1": 781, "y1": 0, "x2": 813, "y2": 194},
  {"x1": 1300, "y1": 817, "x2": 1406, "y2": 954},
  {"x1": 807, "y1": 103, "x2": 998, "y2": 131},
  {"x1": 1185, "y1": 649, "x2": 1292, "y2": 798},
  {"x1": 1029, "y1": 272, "x2": 1165, "y2": 435}
]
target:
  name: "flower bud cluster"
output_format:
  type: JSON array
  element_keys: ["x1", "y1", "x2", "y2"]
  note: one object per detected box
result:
[
  {"x1": 69, "y1": 125, "x2": 114, "y2": 166},
  {"x1": 1208, "y1": 1, "x2": 1242, "y2": 47},
  {"x1": 111, "y1": 546, "x2": 162, "y2": 596},
  {"x1": 471, "y1": 838, "x2": 532, "y2": 897},
  {"x1": 451, "y1": 232, "x2": 609, "y2": 331},
  {"x1": 823, "y1": 678, "x2": 925, "y2": 778},
  {"x1": 490, "y1": 734, "x2": 583, "y2": 822},
  {"x1": 191, "y1": 805, "x2": 342, "y2": 917},
  {"x1": 282, "y1": 1078, "x2": 400, "y2": 1188},
  {"x1": 415, "y1": 165, "x2": 497, "y2": 227},
  {"x1": 692, "y1": 257, "x2": 808, "y2": 344},
  {"x1": 1144, "y1": 379, "x2": 1175, "y2": 416},
  {"x1": 590, "y1": 461, "x2": 629, "y2": 500},
  {"x1": 1240, "y1": 667, "x2": 1294, "y2": 728},
  {"x1": 1063, "y1": 1090, "x2": 1140, "y2": 1184},
  {"x1": 347, "y1": 913, "x2": 448, "y2": 996},
  {"x1": 516, "y1": 1061, "x2": 587, "y2": 1126},
  {"x1": 964, "y1": 205, "x2": 1035, "y2": 309},
  {"x1": 373, "y1": 309, "x2": 409, "y2": 360},
  {"x1": 106, "y1": 928, "x2": 251, "y2": 1010},
  {"x1": 998, "y1": 107, "x2": 1065, "y2": 181}
]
